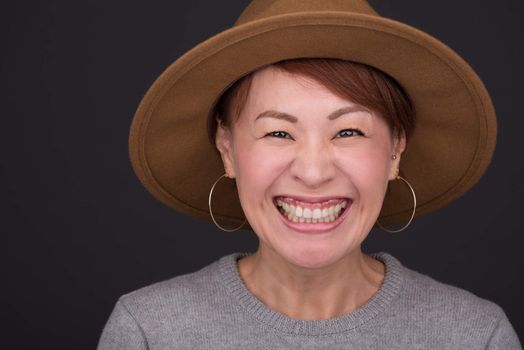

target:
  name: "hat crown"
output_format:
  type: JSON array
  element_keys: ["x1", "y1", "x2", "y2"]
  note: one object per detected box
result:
[{"x1": 235, "y1": 0, "x2": 379, "y2": 26}]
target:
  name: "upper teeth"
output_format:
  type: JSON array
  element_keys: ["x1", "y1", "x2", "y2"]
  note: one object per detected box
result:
[{"x1": 276, "y1": 199, "x2": 347, "y2": 223}]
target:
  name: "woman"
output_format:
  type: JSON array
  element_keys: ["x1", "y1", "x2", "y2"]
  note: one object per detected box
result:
[{"x1": 98, "y1": 0, "x2": 521, "y2": 349}]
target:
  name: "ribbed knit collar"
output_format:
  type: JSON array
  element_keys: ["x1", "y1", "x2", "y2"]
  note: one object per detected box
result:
[{"x1": 218, "y1": 251, "x2": 404, "y2": 336}]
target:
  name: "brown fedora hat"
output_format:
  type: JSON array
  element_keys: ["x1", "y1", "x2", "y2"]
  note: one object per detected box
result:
[{"x1": 128, "y1": 0, "x2": 496, "y2": 230}]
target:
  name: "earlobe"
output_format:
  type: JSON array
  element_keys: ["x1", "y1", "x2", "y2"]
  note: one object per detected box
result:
[
  {"x1": 215, "y1": 120, "x2": 236, "y2": 178},
  {"x1": 389, "y1": 132, "x2": 407, "y2": 180},
  {"x1": 389, "y1": 155, "x2": 400, "y2": 181}
]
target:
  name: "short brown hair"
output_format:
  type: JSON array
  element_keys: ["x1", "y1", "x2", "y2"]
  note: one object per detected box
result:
[{"x1": 208, "y1": 58, "x2": 416, "y2": 145}]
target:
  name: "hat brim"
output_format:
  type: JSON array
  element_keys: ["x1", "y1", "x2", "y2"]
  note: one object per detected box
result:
[{"x1": 129, "y1": 12, "x2": 496, "y2": 230}]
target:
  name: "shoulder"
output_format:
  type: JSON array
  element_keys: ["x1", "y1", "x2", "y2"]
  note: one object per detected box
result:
[
  {"x1": 400, "y1": 261, "x2": 503, "y2": 316},
  {"x1": 116, "y1": 254, "x2": 230, "y2": 328},
  {"x1": 397, "y1": 260, "x2": 510, "y2": 342},
  {"x1": 97, "y1": 254, "x2": 235, "y2": 348},
  {"x1": 379, "y1": 255, "x2": 522, "y2": 349},
  {"x1": 400, "y1": 263, "x2": 502, "y2": 315}
]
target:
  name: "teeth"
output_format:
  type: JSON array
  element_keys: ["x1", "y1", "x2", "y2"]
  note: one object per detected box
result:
[
  {"x1": 276, "y1": 199, "x2": 348, "y2": 223},
  {"x1": 303, "y1": 208, "x2": 312, "y2": 219}
]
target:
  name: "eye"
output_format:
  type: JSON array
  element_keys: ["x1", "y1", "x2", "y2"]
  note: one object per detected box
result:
[
  {"x1": 335, "y1": 128, "x2": 364, "y2": 138},
  {"x1": 266, "y1": 131, "x2": 291, "y2": 139}
]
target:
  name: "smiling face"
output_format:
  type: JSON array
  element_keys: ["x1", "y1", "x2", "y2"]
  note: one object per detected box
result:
[{"x1": 215, "y1": 66, "x2": 405, "y2": 269}]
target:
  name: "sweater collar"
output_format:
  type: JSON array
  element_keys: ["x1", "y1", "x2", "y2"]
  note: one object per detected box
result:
[{"x1": 218, "y1": 251, "x2": 404, "y2": 336}]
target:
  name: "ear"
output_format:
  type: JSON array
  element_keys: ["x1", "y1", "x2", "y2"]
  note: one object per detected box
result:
[
  {"x1": 214, "y1": 117, "x2": 237, "y2": 178},
  {"x1": 388, "y1": 131, "x2": 407, "y2": 181}
]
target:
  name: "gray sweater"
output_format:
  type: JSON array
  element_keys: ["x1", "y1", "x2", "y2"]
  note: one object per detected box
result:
[{"x1": 97, "y1": 251, "x2": 521, "y2": 349}]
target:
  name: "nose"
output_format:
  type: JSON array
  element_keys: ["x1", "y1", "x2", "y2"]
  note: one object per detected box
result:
[{"x1": 289, "y1": 138, "x2": 336, "y2": 189}]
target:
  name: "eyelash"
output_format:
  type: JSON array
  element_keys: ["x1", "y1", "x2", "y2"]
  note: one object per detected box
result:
[{"x1": 265, "y1": 129, "x2": 365, "y2": 139}]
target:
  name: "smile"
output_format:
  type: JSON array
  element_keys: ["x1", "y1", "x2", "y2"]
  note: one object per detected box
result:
[{"x1": 274, "y1": 196, "x2": 350, "y2": 224}]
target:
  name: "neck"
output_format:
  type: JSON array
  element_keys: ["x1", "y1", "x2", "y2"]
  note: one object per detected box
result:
[{"x1": 237, "y1": 244, "x2": 385, "y2": 320}]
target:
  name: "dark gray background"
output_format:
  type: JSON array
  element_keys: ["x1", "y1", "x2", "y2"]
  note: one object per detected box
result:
[{"x1": 1, "y1": 0, "x2": 522, "y2": 348}]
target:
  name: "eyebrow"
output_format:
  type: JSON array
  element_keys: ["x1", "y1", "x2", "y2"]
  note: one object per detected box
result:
[{"x1": 254, "y1": 106, "x2": 371, "y2": 123}]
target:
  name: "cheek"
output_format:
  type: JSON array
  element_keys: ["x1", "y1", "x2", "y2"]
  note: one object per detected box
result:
[
  {"x1": 232, "y1": 139, "x2": 291, "y2": 212},
  {"x1": 235, "y1": 142, "x2": 287, "y2": 181},
  {"x1": 337, "y1": 143, "x2": 392, "y2": 203}
]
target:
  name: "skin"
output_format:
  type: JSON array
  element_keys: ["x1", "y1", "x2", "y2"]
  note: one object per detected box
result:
[{"x1": 215, "y1": 66, "x2": 406, "y2": 320}]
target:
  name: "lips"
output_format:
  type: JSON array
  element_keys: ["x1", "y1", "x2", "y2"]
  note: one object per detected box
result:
[{"x1": 274, "y1": 196, "x2": 352, "y2": 232}]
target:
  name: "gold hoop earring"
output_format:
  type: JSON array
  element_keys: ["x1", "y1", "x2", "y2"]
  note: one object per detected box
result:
[
  {"x1": 208, "y1": 174, "x2": 247, "y2": 232},
  {"x1": 376, "y1": 175, "x2": 416, "y2": 233}
]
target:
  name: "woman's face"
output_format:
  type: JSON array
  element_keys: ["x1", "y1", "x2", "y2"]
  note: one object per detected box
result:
[{"x1": 216, "y1": 66, "x2": 405, "y2": 269}]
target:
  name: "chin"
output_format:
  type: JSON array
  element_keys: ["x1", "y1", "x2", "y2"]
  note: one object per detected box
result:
[{"x1": 279, "y1": 244, "x2": 347, "y2": 270}]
